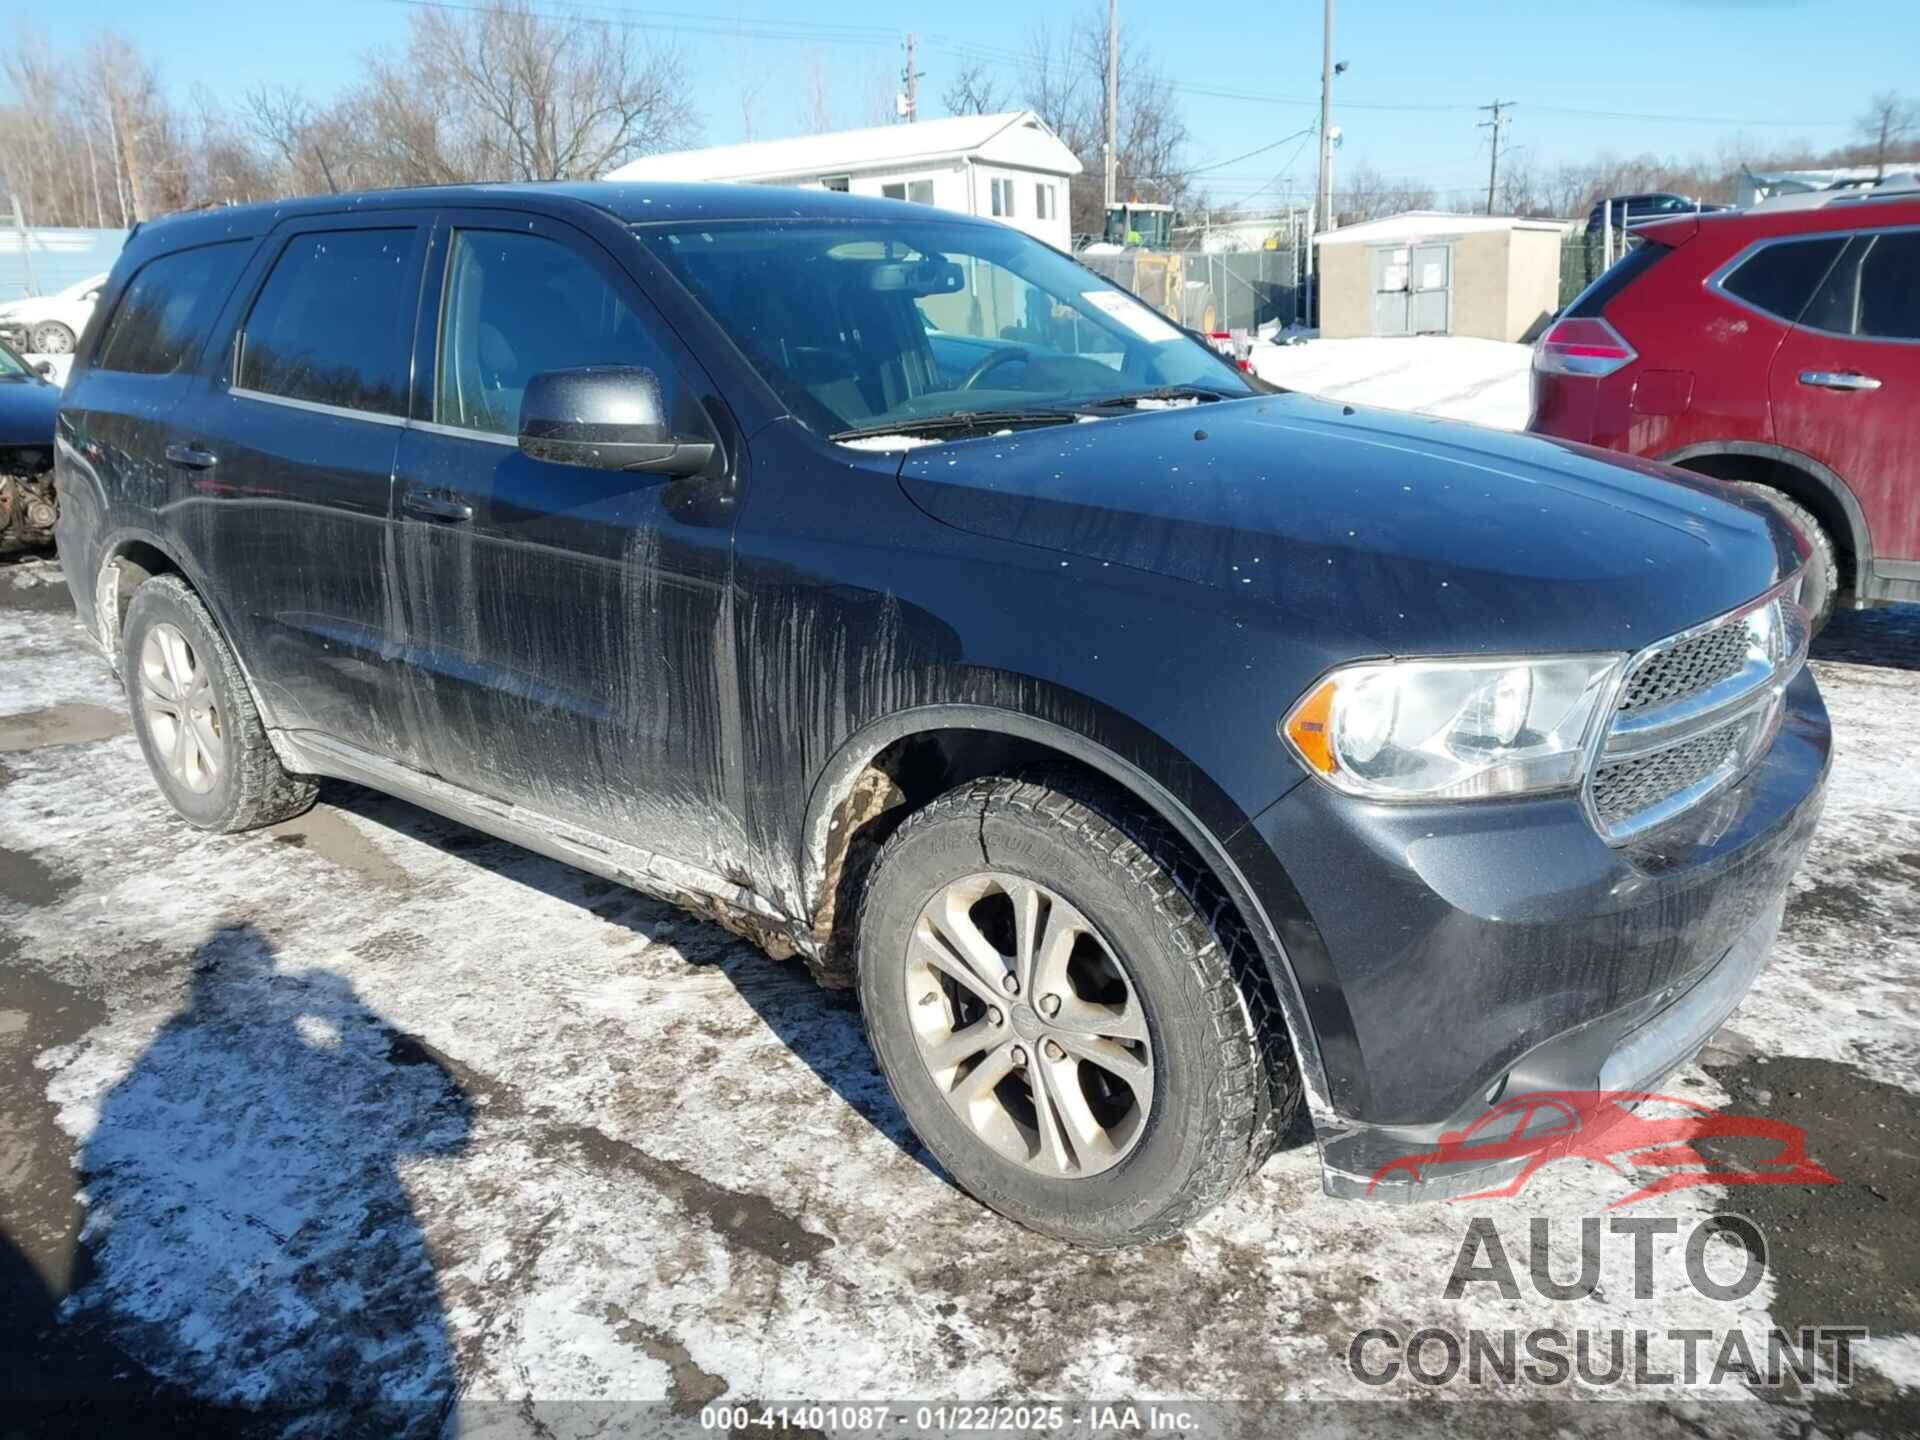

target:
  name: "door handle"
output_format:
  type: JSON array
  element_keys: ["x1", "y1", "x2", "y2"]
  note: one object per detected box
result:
[
  {"x1": 1798, "y1": 370, "x2": 1882, "y2": 392},
  {"x1": 164, "y1": 442, "x2": 219, "y2": 470},
  {"x1": 401, "y1": 491, "x2": 474, "y2": 522}
]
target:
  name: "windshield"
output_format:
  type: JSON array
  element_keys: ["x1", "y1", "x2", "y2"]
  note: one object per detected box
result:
[{"x1": 636, "y1": 217, "x2": 1253, "y2": 438}]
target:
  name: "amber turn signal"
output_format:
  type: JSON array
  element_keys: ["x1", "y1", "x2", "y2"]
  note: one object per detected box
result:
[{"x1": 1284, "y1": 678, "x2": 1338, "y2": 774}]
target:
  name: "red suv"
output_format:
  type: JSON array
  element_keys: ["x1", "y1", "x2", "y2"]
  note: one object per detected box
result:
[{"x1": 1530, "y1": 187, "x2": 1920, "y2": 630}]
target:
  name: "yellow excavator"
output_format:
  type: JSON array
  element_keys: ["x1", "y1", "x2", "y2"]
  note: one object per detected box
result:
[{"x1": 1100, "y1": 202, "x2": 1217, "y2": 335}]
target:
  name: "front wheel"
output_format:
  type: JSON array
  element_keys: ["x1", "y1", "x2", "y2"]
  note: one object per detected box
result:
[{"x1": 857, "y1": 775, "x2": 1298, "y2": 1248}]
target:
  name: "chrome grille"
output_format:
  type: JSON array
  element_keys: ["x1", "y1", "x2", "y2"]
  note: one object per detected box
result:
[
  {"x1": 1591, "y1": 728, "x2": 1742, "y2": 828},
  {"x1": 1616, "y1": 622, "x2": 1753, "y2": 713},
  {"x1": 1585, "y1": 584, "x2": 1808, "y2": 843}
]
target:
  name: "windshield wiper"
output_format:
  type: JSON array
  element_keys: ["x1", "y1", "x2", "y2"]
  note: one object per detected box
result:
[
  {"x1": 1074, "y1": 385, "x2": 1234, "y2": 412},
  {"x1": 830, "y1": 408, "x2": 1079, "y2": 442}
]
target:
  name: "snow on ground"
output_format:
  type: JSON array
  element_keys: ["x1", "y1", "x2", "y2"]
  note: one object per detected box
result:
[
  {"x1": 2, "y1": 555, "x2": 1918, "y2": 1435},
  {"x1": 1248, "y1": 335, "x2": 1534, "y2": 431}
]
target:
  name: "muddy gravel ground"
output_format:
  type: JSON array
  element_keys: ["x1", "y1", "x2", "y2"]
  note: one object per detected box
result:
[{"x1": 2, "y1": 552, "x2": 1918, "y2": 1439}]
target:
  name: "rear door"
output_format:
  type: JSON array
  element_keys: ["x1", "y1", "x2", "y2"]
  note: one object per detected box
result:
[
  {"x1": 392, "y1": 210, "x2": 747, "y2": 869},
  {"x1": 171, "y1": 213, "x2": 431, "y2": 764},
  {"x1": 1770, "y1": 228, "x2": 1920, "y2": 565},
  {"x1": 58, "y1": 239, "x2": 255, "y2": 600}
]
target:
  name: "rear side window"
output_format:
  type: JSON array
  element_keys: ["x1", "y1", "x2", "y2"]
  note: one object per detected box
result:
[
  {"x1": 1858, "y1": 232, "x2": 1920, "y2": 339},
  {"x1": 1806, "y1": 231, "x2": 1920, "y2": 340},
  {"x1": 1564, "y1": 239, "x2": 1669, "y2": 319},
  {"x1": 94, "y1": 242, "x2": 251, "y2": 376},
  {"x1": 1718, "y1": 237, "x2": 1846, "y2": 323},
  {"x1": 237, "y1": 229, "x2": 418, "y2": 416}
]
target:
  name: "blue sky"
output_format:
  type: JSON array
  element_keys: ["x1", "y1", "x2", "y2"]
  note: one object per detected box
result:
[{"x1": 49, "y1": 0, "x2": 1920, "y2": 209}]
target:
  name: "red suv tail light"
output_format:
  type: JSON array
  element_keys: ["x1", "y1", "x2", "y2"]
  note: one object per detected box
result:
[{"x1": 1534, "y1": 317, "x2": 1637, "y2": 378}]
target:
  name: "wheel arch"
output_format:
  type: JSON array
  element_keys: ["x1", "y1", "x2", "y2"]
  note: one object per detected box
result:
[
  {"x1": 1661, "y1": 440, "x2": 1872, "y2": 596},
  {"x1": 798, "y1": 702, "x2": 1337, "y2": 1125},
  {"x1": 90, "y1": 525, "x2": 288, "y2": 741}
]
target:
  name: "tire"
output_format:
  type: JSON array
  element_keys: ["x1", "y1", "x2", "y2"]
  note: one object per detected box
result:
[
  {"x1": 27, "y1": 320, "x2": 75, "y2": 356},
  {"x1": 121, "y1": 575, "x2": 317, "y2": 833},
  {"x1": 857, "y1": 774, "x2": 1300, "y2": 1249},
  {"x1": 1730, "y1": 484, "x2": 1837, "y2": 633}
]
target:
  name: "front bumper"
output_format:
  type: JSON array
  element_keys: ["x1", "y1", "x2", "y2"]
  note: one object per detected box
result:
[{"x1": 1250, "y1": 667, "x2": 1829, "y2": 1201}]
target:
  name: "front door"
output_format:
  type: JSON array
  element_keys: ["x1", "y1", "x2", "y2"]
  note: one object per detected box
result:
[
  {"x1": 170, "y1": 215, "x2": 430, "y2": 764},
  {"x1": 1770, "y1": 228, "x2": 1920, "y2": 568},
  {"x1": 1369, "y1": 246, "x2": 1410, "y2": 336},
  {"x1": 392, "y1": 212, "x2": 747, "y2": 870},
  {"x1": 1409, "y1": 243, "x2": 1452, "y2": 334}
]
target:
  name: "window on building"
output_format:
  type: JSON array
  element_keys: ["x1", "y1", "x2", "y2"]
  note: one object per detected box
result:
[
  {"x1": 990, "y1": 178, "x2": 1016, "y2": 218},
  {"x1": 822, "y1": 176, "x2": 850, "y2": 193},
  {"x1": 883, "y1": 180, "x2": 937, "y2": 205},
  {"x1": 237, "y1": 229, "x2": 418, "y2": 416},
  {"x1": 94, "y1": 241, "x2": 251, "y2": 376},
  {"x1": 1035, "y1": 184, "x2": 1053, "y2": 221}
]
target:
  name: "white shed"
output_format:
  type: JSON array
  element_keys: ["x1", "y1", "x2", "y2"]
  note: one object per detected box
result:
[
  {"x1": 1314, "y1": 212, "x2": 1572, "y2": 343},
  {"x1": 604, "y1": 111, "x2": 1083, "y2": 250}
]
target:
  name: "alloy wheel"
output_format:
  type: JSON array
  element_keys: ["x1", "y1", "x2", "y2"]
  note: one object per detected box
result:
[
  {"x1": 139, "y1": 622, "x2": 223, "y2": 794},
  {"x1": 904, "y1": 872, "x2": 1154, "y2": 1178}
]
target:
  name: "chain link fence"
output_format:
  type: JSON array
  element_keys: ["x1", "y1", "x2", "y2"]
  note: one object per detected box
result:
[
  {"x1": 1558, "y1": 229, "x2": 1641, "y2": 310},
  {"x1": 1079, "y1": 247, "x2": 1303, "y2": 334}
]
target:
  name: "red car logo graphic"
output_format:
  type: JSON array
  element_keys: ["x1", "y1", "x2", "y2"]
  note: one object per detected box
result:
[{"x1": 1367, "y1": 1090, "x2": 1840, "y2": 1206}]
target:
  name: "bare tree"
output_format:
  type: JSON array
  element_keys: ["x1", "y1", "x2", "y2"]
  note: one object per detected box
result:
[
  {"x1": 404, "y1": 0, "x2": 697, "y2": 181},
  {"x1": 1856, "y1": 91, "x2": 1916, "y2": 179},
  {"x1": 942, "y1": 62, "x2": 1006, "y2": 117},
  {"x1": 799, "y1": 51, "x2": 835, "y2": 135},
  {"x1": 1335, "y1": 163, "x2": 1435, "y2": 224},
  {"x1": 1022, "y1": 7, "x2": 1192, "y2": 237}
]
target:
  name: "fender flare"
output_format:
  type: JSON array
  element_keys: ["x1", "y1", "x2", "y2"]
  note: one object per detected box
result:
[
  {"x1": 87, "y1": 522, "x2": 287, "y2": 734},
  {"x1": 799, "y1": 701, "x2": 1340, "y2": 1127},
  {"x1": 1659, "y1": 440, "x2": 1874, "y2": 584}
]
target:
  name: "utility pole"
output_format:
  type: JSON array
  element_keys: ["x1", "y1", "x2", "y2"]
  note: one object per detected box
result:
[
  {"x1": 901, "y1": 33, "x2": 921, "y2": 123},
  {"x1": 1479, "y1": 99, "x2": 1514, "y2": 215},
  {"x1": 1317, "y1": 0, "x2": 1334, "y2": 234},
  {"x1": 1104, "y1": 0, "x2": 1118, "y2": 211}
]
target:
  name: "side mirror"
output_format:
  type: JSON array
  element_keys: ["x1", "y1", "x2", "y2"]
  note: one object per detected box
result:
[
  {"x1": 518, "y1": 366, "x2": 715, "y2": 477},
  {"x1": 33, "y1": 361, "x2": 54, "y2": 378}
]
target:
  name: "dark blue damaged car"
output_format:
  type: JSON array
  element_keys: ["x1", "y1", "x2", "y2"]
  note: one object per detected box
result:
[
  {"x1": 55, "y1": 183, "x2": 1827, "y2": 1246},
  {"x1": 1, "y1": 336, "x2": 60, "y2": 553}
]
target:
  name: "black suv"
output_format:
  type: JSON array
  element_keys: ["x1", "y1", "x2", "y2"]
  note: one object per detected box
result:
[
  {"x1": 55, "y1": 184, "x2": 1828, "y2": 1247},
  {"x1": 1587, "y1": 192, "x2": 1727, "y2": 233}
]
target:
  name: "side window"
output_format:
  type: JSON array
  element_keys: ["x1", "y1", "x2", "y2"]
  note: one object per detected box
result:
[
  {"x1": 1720, "y1": 237, "x2": 1846, "y2": 323},
  {"x1": 94, "y1": 242, "x2": 251, "y2": 376},
  {"x1": 237, "y1": 229, "x2": 418, "y2": 416},
  {"x1": 1855, "y1": 232, "x2": 1920, "y2": 340},
  {"x1": 435, "y1": 229, "x2": 679, "y2": 438}
]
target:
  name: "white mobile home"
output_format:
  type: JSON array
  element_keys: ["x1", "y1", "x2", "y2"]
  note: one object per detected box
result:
[{"x1": 604, "y1": 111, "x2": 1083, "y2": 250}]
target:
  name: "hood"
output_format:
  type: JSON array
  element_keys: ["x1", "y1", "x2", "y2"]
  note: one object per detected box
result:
[
  {"x1": 0, "y1": 378, "x2": 60, "y2": 448},
  {"x1": 897, "y1": 393, "x2": 1801, "y2": 658}
]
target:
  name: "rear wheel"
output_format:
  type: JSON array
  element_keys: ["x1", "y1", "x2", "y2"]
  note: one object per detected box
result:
[
  {"x1": 1730, "y1": 484, "x2": 1837, "y2": 633},
  {"x1": 122, "y1": 576, "x2": 317, "y2": 832},
  {"x1": 857, "y1": 775, "x2": 1298, "y2": 1248}
]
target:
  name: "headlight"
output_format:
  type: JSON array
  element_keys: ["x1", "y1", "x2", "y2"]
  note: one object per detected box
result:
[{"x1": 1282, "y1": 655, "x2": 1625, "y2": 800}]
